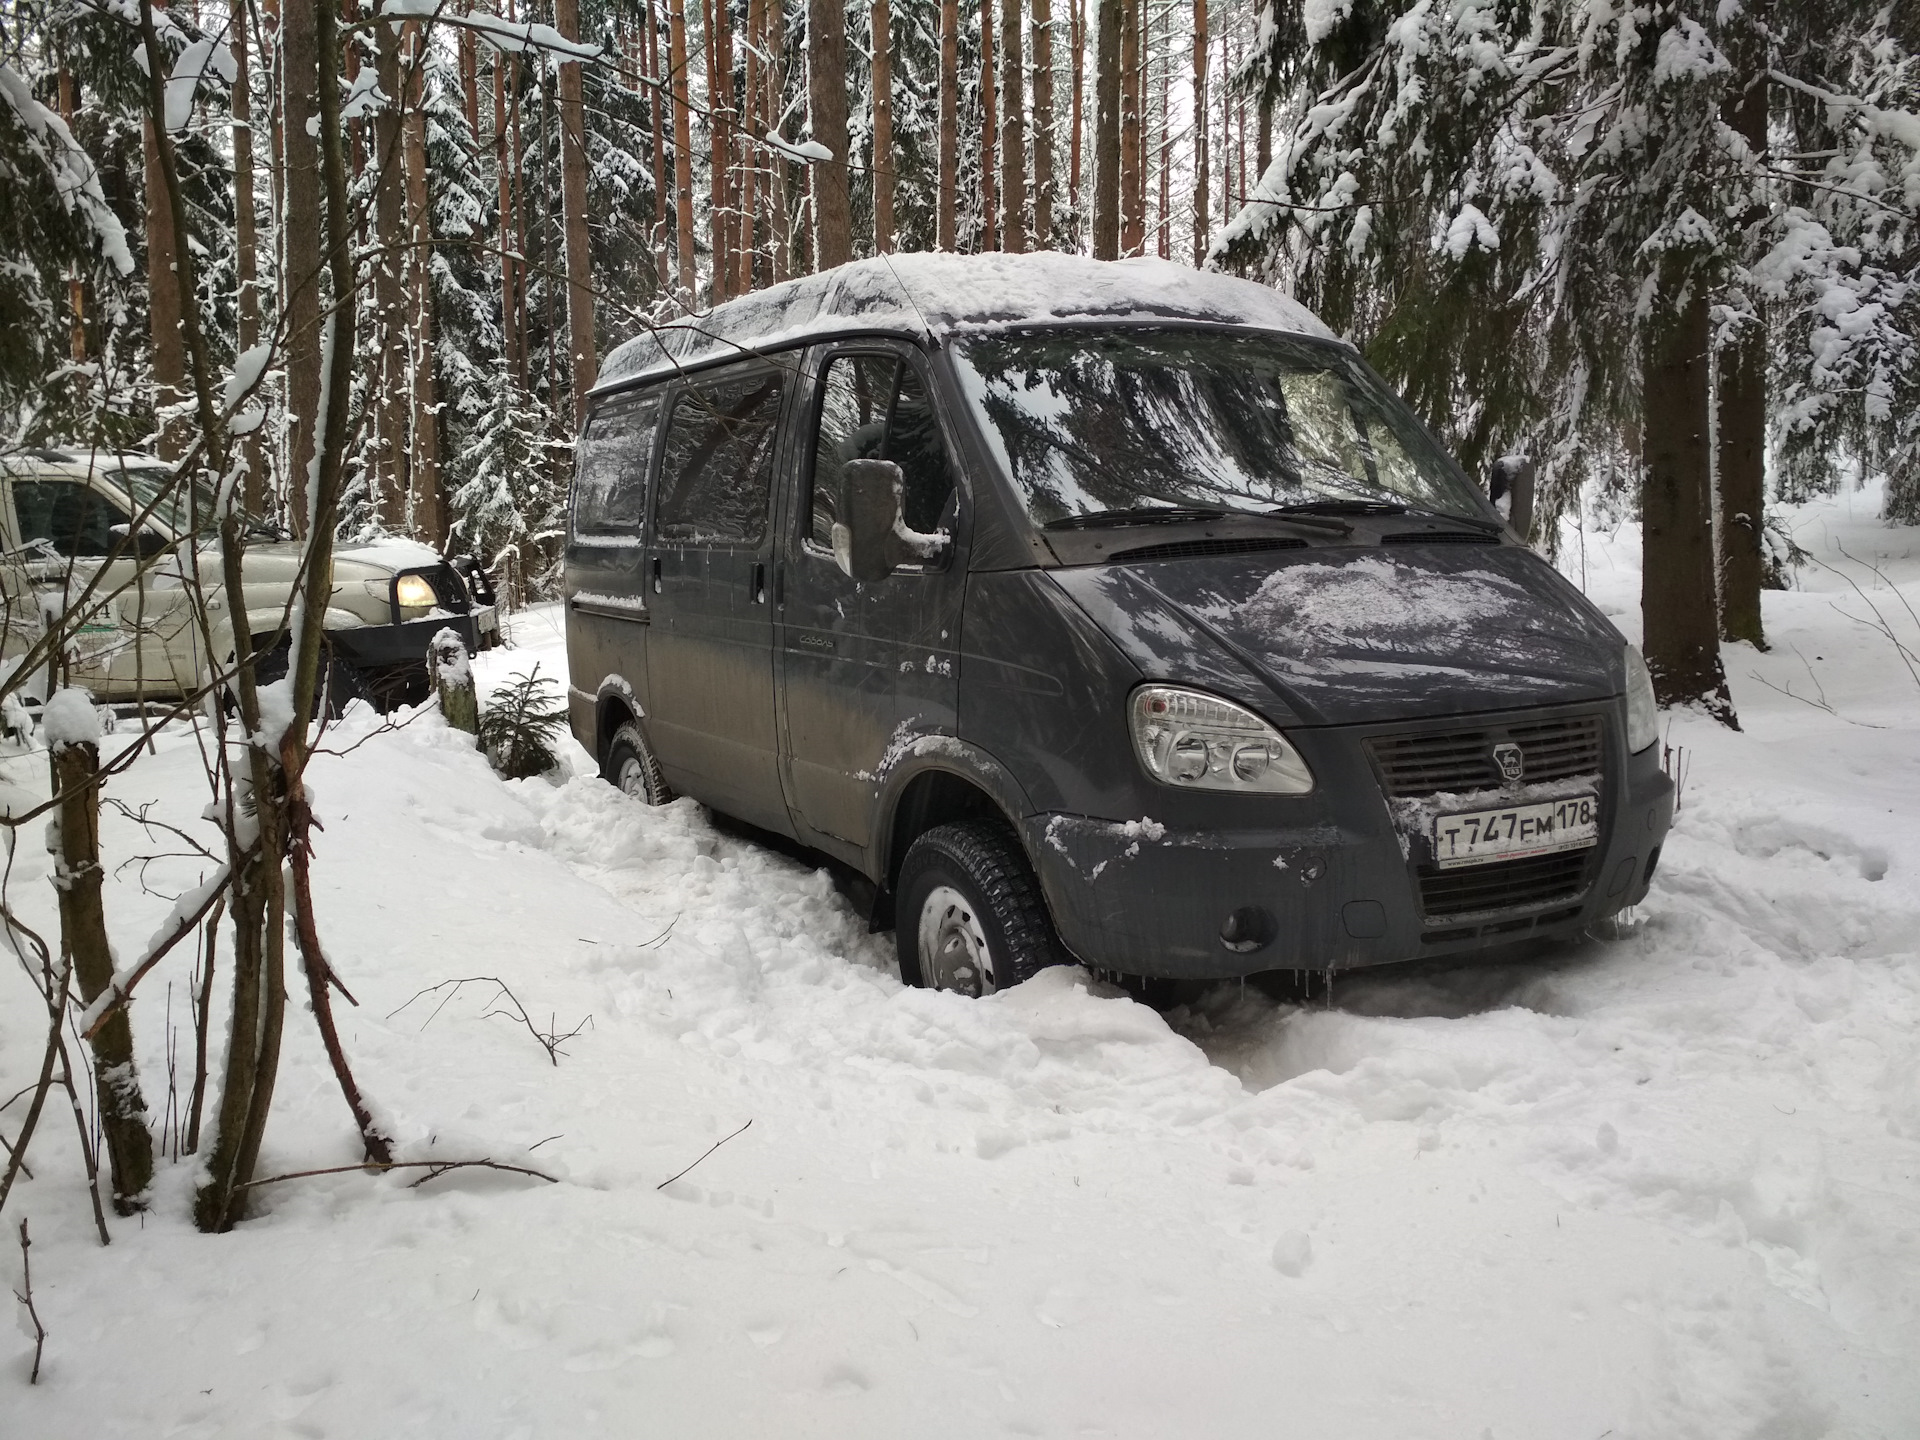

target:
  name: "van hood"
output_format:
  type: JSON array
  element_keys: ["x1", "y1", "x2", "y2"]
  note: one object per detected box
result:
[
  {"x1": 231, "y1": 537, "x2": 443, "y2": 585},
  {"x1": 1053, "y1": 544, "x2": 1627, "y2": 727}
]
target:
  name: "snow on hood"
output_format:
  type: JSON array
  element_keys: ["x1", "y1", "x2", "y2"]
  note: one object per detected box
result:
[
  {"x1": 333, "y1": 538, "x2": 443, "y2": 574},
  {"x1": 597, "y1": 254, "x2": 1338, "y2": 389},
  {"x1": 1056, "y1": 545, "x2": 1627, "y2": 726}
]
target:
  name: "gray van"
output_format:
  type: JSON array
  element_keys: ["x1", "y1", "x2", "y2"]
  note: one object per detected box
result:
[{"x1": 565, "y1": 255, "x2": 1673, "y2": 995}]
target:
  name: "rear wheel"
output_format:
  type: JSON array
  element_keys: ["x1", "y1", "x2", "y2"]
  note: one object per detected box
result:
[
  {"x1": 603, "y1": 720, "x2": 673, "y2": 806},
  {"x1": 896, "y1": 821, "x2": 1065, "y2": 996}
]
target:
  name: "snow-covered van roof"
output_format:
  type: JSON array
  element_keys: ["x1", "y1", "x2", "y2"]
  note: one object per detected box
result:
[{"x1": 594, "y1": 253, "x2": 1340, "y2": 392}]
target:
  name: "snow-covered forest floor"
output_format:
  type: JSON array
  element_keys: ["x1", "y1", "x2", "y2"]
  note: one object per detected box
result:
[{"x1": 4, "y1": 489, "x2": 1919, "y2": 1439}]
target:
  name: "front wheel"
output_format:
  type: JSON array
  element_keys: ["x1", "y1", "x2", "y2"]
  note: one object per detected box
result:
[
  {"x1": 603, "y1": 720, "x2": 673, "y2": 806},
  {"x1": 896, "y1": 821, "x2": 1066, "y2": 996}
]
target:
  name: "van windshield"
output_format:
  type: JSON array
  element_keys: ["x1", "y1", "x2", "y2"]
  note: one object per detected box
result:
[{"x1": 952, "y1": 327, "x2": 1492, "y2": 529}]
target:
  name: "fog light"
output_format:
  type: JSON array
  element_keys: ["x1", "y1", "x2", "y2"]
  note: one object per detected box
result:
[{"x1": 1219, "y1": 907, "x2": 1275, "y2": 954}]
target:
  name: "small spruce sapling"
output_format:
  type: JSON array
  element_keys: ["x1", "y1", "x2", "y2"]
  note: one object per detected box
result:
[{"x1": 478, "y1": 667, "x2": 568, "y2": 780}]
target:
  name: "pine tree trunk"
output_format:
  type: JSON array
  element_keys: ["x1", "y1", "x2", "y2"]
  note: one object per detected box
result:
[
  {"x1": 556, "y1": 0, "x2": 596, "y2": 426},
  {"x1": 1191, "y1": 0, "x2": 1206, "y2": 265},
  {"x1": 1718, "y1": 61, "x2": 1768, "y2": 649},
  {"x1": 460, "y1": 24, "x2": 479, "y2": 137},
  {"x1": 702, "y1": 0, "x2": 729, "y2": 299},
  {"x1": 980, "y1": 0, "x2": 998, "y2": 251},
  {"x1": 808, "y1": 0, "x2": 853, "y2": 267},
  {"x1": 669, "y1": 0, "x2": 698, "y2": 295},
  {"x1": 376, "y1": 22, "x2": 411, "y2": 530},
  {"x1": 645, "y1": 0, "x2": 671, "y2": 290},
  {"x1": 58, "y1": 71, "x2": 87, "y2": 367},
  {"x1": 872, "y1": 0, "x2": 895, "y2": 252},
  {"x1": 939, "y1": 0, "x2": 959, "y2": 249},
  {"x1": 1092, "y1": 0, "x2": 1119, "y2": 257},
  {"x1": 1117, "y1": 0, "x2": 1139, "y2": 254},
  {"x1": 740, "y1": 0, "x2": 764, "y2": 288},
  {"x1": 280, "y1": 0, "x2": 322, "y2": 530},
  {"x1": 1068, "y1": 0, "x2": 1084, "y2": 225},
  {"x1": 1000, "y1": 0, "x2": 1026, "y2": 251},
  {"x1": 144, "y1": 113, "x2": 189, "y2": 461},
  {"x1": 1642, "y1": 286, "x2": 1738, "y2": 726},
  {"x1": 1030, "y1": 0, "x2": 1055, "y2": 247},
  {"x1": 1155, "y1": 2, "x2": 1168, "y2": 257},
  {"x1": 1255, "y1": 88, "x2": 1271, "y2": 188},
  {"x1": 767, "y1": 0, "x2": 791, "y2": 281},
  {"x1": 401, "y1": 23, "x2": 443, "y2": 542},
  {"x1": 54, "y1": 740, "x2": 153, "y2": 1213},
  {"x1": 230, "y1": 11, "x2": 267, "y2": 510}
]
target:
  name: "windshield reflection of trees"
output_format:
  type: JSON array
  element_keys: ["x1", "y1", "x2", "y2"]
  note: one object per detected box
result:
[{"x1": 961, "y1": 329, "x2": 1482, "y2": 526}]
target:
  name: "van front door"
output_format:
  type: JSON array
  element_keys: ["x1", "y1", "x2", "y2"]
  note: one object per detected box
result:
[
  {"x1": 778, "y1": 345, "x2": 964, "y2": 852},
  {"x1": 644, "y1": 360, "x2": 792, "y2": 836}
]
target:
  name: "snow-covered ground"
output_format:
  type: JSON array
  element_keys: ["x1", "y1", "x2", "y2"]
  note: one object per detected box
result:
[{"x1": 3, "y1": 489, "x2": 1918, "y2": 1438}]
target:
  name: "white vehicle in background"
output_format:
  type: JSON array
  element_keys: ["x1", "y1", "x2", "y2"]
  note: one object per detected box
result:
[{"x1": 0, "y1": 446, "x2": 500, "y2": 711}]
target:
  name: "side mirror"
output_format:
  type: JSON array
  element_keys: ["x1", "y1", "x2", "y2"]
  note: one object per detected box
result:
[
  {"x1": 1487, "y1": 455, "x2": 1535, "y2": 542},
  {"x1": 831, "y1": 459, "x2": 949, "y2": 582}
]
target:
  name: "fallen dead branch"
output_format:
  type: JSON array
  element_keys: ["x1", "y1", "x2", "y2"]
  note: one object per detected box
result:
[
  {"x1": 657, "y1": 1119, "x2": 753, "y2": 1190},
  {"x1": 235, "y1": 1157, "x2": 559, "y2": 1192},
  {"x1": 389, "y1": 976, "x2": 592, "y2": 1066},
  {"x1": 15, "y1": 1219, "x2": 45, "y2": 1383}
]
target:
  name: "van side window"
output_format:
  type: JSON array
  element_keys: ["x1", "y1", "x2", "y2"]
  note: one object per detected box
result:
[
  {"x1": 810, "y1": 354, "x2": 957, "y2": 550},
  {"x1": 12, "y1": 480, "x2": 130, "y2": 558},
  {"x1": 655, "y1": 367, "x2": 785, "y2": 546},
  {"x1": 573, "y1": 393, "x2": 661, "y2": 537}
]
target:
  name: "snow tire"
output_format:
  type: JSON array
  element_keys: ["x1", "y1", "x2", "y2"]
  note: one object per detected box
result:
[
  {"x1": 896, "y1": 820, "x2": 1066, "y2": 996},
  {"x1": 604, "y1": 720, "x2": 674, "y2": 806}
]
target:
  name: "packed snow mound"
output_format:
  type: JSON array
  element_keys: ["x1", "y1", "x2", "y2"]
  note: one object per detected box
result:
[{"x1": 598, "y1": 253, "x2": 1338, "y2": 387}]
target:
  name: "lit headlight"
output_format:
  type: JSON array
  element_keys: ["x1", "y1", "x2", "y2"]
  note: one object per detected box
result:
[
  {"x1": 1625, "y1": 644, "x2": 1658, "y2": 753},
  {"x1": 394, "y1": 573, "x2": 439, "y2": 614},
  {"x1": 1129, "y1": 685, "x2": 1313, "y2": 794}
]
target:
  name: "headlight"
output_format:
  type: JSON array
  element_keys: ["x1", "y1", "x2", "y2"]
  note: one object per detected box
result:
[
  {"x1": 1129, "y1": 685, "x2": 1314, "y2": 794},
  {"x1": 394, "y1": 573, "x2": 439, "y2": 613},
  {"x1": 1625, "y1": 644, "x2": 1658, "y2": 753}
]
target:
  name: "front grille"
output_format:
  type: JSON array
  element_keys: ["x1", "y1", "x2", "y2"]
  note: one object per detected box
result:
[
  {"x1": 1418, "y1": 850, "x2": 1590, "y2": 920},
  {"x1": 1367, "y1": 713, "x2": 1604, "y2": 798},
  {"x1": 1381, "y1": 531, "x2": 1500, "y2": 546},
  {"x1": 1109, "y1": 536, "x2": 1307, "y2": 564}
]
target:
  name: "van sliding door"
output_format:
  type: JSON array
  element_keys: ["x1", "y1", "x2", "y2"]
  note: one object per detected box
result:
[{"x1": 644, "y1": 361, "x2": 793, "y2": 836}]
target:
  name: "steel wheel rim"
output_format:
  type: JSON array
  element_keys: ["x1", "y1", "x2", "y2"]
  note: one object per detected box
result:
[
  {"x1": 917, "y1": 884, "x2": 995, "y2": 996},
  {"x1": 617, "y1": 754, "x2": 650, "y2": 801}
]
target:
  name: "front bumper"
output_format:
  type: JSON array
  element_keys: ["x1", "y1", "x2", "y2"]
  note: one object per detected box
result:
[
  {"x1": 1026, "y1": 736, "x2": 1675, "y2": 980},
  {"x1": 328, "y1": 612, "x2": 481, "y2": 670}
]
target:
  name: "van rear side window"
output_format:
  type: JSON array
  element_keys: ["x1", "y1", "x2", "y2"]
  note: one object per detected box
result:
[
  {"x1": 656, "y1": 367, "x2": 785, "y2": 546},
  {"x1": 573, "y1": 394, "x2": 661, "y2": 537}
]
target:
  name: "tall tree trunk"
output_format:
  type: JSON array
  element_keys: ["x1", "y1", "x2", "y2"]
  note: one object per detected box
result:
[
  {"x1": 401, "y1": 22, "x2": 442, "y2": 541},
  {"x1": 702, "y1": 0, "x2": 730, "y2": 299},
  {"x1": 1000, "y1": 0, "x2": 1026, "y2": 251},
  {"x1": 871, "y1": 0, "x2": 895, "y2": 252},
  {"x1": 144, "y1": 115, "x2": 189, "y2": 461},
  {"x1": 938, "y1": 0, "x2": 959, "y2": 249},
  {"x1": 1191, "y1": 0, "x2": 1206, "y2": 265},
  {"x1": 229, "y1": 17, "x2": 266, "y2": 509},
  {"x1": 1255, "y1": 88, "x2": 1271, "y2": 190},
  {"x1": 1155, "y1": 1, "x2": 1168, "y2": 257},
  {"x1": 669, "y1": 0, "x2": 698, "y2": 295},
  {"x1": 58, "y1": 71, "x2": 87, "y2": 367},
  {"x1": 1091, "y1": 0, "x2": 1119, "y2": 258},
  {"x1": 980, "y1": 0, "x2": 998, "y2": 250},
  {"x1": 767, "y1": 0, "x2": 791, "y2": 281},
  {"x1": 807, "y1": 0, "x2": 853, "y2": 268},
  {"x1": 280, "y1": 0, "x2": 322, "y2": 529},
  {"x1": 1642, "y1": 283, "x2": 1739, "y2": 726},
  {"x1": 376, "y1": 21, "x2": 411, "y2": 529},
  {"x1": 1117, "y1": 0, "x2": 1139, "y2": 254},
  {"x1": 54, "y1": 739, "x2": 153, "y2": 1213},
  {"x1": 460, "y1": 25, "x2": 479, "y2": 136},
  {"x1": 1718, "y1": 63, "x2": 1768, "y2": 649},
  {"x1": 1068, "y1": 0, "x2": 1084, "y2": 227},
  {"x1": 739, "y1": 0, "x2": 764, "y2": 289},
  {"x1": 1030, "y1": 0, "x2": 1054, "y2": 247},
  {"x1": 556, "y1": 0, "x2": 596, "y2": 425},
  {"x1": 645, "y1": 0, "x2": 671, "y2": 290}
]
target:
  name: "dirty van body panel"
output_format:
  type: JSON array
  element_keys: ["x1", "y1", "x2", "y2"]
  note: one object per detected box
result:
[
  {"x1": 777, "y1": 343, "x2": 966, "y2": 853},
  {"x1": 1051, "y1": 544, "x2": 1626, "y2": 727}
]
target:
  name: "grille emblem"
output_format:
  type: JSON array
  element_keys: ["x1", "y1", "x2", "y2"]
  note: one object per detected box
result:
[{"x1": 1493, "y1": 742, "x2": 1525, "y2": 786}]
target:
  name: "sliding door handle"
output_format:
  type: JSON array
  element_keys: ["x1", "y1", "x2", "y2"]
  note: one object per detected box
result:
[
  {"x1": 651, "y1": 556, "x2": 662, "y2": 593},
  {"x1": 751, "y1": 562, "x2": 767, "y2": 605}
]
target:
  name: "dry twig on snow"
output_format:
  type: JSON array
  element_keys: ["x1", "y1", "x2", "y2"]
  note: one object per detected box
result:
[
  {"x1": 15, "y1": 1219, "x2": 46, "y2": 1383},
  {"x1": 389, "y1": 976, "x2": 592, "y2": 1066}
]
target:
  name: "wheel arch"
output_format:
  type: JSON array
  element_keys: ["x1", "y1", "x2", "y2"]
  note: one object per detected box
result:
[
  {"x1": 590, "y1": 673, "x2": 643, "y2": 767},
  {"x1": 869, "y1": 741, "x2": 1036, "y2": 925}
]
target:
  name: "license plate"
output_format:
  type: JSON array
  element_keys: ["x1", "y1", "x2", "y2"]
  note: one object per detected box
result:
[{"x1": 1431, "y1": 793, "x2": 1599, "y2": 869}]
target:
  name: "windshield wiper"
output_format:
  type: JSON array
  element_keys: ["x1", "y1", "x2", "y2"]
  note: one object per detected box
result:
[
  {"x1": 1046, "y1": 506, "x2": 1232, "y2": 530},
  {"x1": 1271, "y1": 498, "x2": 1502, "y2": 533}
]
